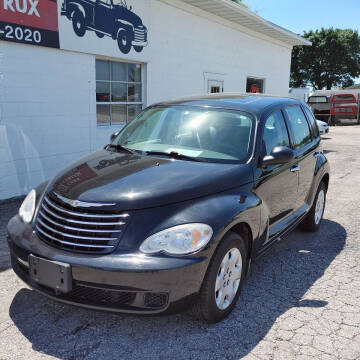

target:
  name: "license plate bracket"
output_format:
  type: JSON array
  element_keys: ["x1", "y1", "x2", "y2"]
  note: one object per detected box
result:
[{"x1": 29, "y1": 255, "x2": 72, "y2": 293}]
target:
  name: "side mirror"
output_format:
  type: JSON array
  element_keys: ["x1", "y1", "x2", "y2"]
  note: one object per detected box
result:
[
  {"x1": 262, "y1": 146, "x2": 295, "y2": 167},
  {"x1": 110, "y1": 130, "x2": 121, "y2": 143}
]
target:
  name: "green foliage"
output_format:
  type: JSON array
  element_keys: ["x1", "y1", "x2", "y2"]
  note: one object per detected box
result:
[
  {"x1": 291, "y1": 28, "x2": 360, "y2": 90},
  {"x1": 231, "y1": 0, "x2": 247, "y2": 7}
]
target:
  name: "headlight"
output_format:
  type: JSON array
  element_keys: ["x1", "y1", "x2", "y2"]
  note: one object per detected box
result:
[
  {"x1": 19, "y1": 189, "x2": 36, "y2": 224},
  {"x1": 140, "y1": 223, "x2": 213, "y2": 255}
]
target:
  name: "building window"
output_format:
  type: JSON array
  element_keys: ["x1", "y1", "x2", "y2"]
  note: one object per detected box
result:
[
  {"x1": 246, "y1": 77, "x2": 265, "y2": 93},
  {"x1": 96, "y1": 59, "x2": 143, "y2": 126},
  {"x1": 204, "y1": 72, "x2": 225, "y2": 93},
  {"x1": 208, "y1": 80, "x2": 224, "y2": 93}
]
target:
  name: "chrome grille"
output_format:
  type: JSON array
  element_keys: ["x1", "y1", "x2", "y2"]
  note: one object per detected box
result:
[
  {"x1": 35, "y1": 194, "x2": 130, "y2": 254},
  {"x1": 134, "y1": 27, "x2": 147, "y2": 42}
]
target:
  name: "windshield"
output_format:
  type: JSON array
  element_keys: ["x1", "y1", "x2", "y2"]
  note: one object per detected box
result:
[{"x1": 112, "y1": 106, "x2": 254, "y2": 163}]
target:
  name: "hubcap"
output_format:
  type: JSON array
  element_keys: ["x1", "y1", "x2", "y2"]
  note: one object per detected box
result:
[
  {"x1": 215, "y1": 248, "x2": 242, "y2": 310},
  {"x1": 315, "y1": 189, "x2": 325, "y2": 225}
]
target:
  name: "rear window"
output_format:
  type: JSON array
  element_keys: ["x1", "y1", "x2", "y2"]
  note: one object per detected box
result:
[
  {"x1": 331, "y1": 94, "x2": 357, "y2": 103},
  {"x1": 308, "y1": 96, "x2": 328, "y2": 104}
]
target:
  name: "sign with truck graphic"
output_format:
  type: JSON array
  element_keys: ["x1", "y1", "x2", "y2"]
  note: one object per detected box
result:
[
  {"x1": 0, "y1": 0, "x2": 149, "y2": 58},
  {"x1": 60, "y1": 0, "x2": 148, "y2": 54}
]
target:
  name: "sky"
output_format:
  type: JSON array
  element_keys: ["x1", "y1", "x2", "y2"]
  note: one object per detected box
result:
[{"x1": 243, "y1": 0, "x2": 360, "y2": 35}]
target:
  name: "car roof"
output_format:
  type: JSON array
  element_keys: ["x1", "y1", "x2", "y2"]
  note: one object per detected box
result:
[{"x1": 152, "y1": 93, "x2": 302, "y2": 119}]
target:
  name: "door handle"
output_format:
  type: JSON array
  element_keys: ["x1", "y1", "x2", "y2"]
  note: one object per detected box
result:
[
  {"x1": 314, "y1": 152, "x2": 322, "y2": 158},
  {"x1": 290, "y1": 165, "x2": 300, "y2": 173}
]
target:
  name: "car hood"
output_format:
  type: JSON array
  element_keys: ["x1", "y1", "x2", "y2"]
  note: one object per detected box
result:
[
  {"x1": 114, "y1": 6, "x2": 144, "y2": 28},
  {"x1": 46, "y1": 150, "x2": 253, "y2": 210}
]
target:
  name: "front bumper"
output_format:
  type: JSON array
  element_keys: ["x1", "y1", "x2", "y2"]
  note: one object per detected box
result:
[
  {"x1": 7, "y1": 215, "x2": 209, "y2": 314},
  {"x1": 132, "y1": 40, "x2": 147, "y2": 47}
]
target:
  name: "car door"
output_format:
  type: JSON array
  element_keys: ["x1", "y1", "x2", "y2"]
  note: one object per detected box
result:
[
  {"x1": 283, "y1": 105, "x2": 319, "y2": 211},
  {"x1": 254, "y1": 109, "x2": 299, "y2": 243},
  {"x1": 95, "y1": 0, "x2": 114, "y2": 34}
]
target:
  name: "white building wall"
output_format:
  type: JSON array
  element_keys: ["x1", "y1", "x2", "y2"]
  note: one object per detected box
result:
[
  {"x1": 0, "y1": 43, "x2": 95, "y2": 199},
  {"x1": 147, "y1": 0, "x2": 292, "y2": 104},
  {"x1": 0, "y1": 0, "x2": 293, "y2": 200}
]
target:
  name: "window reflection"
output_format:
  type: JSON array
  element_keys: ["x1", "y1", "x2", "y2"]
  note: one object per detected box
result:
[
  {"x1": 97, "y1": 105, "x2": 111, "y2": 125},
  {"x1": 112, "y1": 105, "x2": 127, "y2": 125},
  {"x1": 96, "y1": 81, "x2": 110, "y2": 102},
  {"x1": 96, "y1": 60, "x2": 143, "y2": 125}
]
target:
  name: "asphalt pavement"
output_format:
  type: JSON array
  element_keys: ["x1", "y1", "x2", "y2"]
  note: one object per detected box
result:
[{"x1": 0, "y1": 126, "x2": 359, "y2": 360}]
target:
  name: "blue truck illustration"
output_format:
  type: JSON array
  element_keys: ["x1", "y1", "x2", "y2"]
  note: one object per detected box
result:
[{"x1": 61, "y1": 0, "x2": 148, "y2": 54}]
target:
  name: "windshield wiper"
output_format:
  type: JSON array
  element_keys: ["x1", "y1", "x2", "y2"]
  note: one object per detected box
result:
[
  {"x1": 106, "y1": 144, "x2": 137, "y2": 155},
  {"x1": 145, "y1": 151, "x2": 204, "y2": 162}
]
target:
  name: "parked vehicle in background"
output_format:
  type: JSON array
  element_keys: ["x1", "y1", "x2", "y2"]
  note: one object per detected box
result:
[
  {"x1": 316, "y1": 120, "x2": 329, "y2": 134},
  {"x1": 330, "y1": 93, "x2": 359, "y2": 124},
  {"x1": 289, "y1": 87, "x2": 310, "y2": 102},
  {"x1": 307, "y1": 95, "x2": 331, "y2": 123},
  {"x1": 61, "y1": 0, "x2": 148, "y2": 54},
  {"x1": 309, "y1": 90, "x2": 360, "y2": 125},
  {"x1": 7, "y1": 94, "x2": 330, "y2": 323}
]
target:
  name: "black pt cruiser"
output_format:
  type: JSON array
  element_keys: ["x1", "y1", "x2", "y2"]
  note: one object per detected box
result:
[{"x1": 7, "y1": 94, "x2": 330, "y2": 323}]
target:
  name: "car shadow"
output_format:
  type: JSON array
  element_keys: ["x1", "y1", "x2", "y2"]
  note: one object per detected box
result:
[
  {"x1": 9, "y1": 219, "x2": 345, "y2": 360},
  {"x1": 0, "y1": 199, "x2": 22, "y2": 272}
]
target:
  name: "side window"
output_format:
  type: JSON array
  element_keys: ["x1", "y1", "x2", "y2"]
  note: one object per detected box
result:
[
  {"x1": 303, "y1": 106, "x2": 320, "y2": 138},
  {"x1": 263, "y1": 110, "x2": 290, "y2": 156},
  {"x1": 284, "y1": 106, "x2": 312, "y2": 149}
]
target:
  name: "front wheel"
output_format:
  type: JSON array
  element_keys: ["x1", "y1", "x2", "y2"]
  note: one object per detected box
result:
[
  {"x1": 193, "y1": 231, "x2": 247, "y2": 323},
  {"x1": 72, "y1": 11, "x2": 86, "y2": 37},
  {"x1": 117, "y1": 29, "x2": 132, "y2": 54},
  {"x1": 300, "y1": 182, "x2": 327, "y2": 232},
  {"x1": 133, "y1": 45, "x2": 144, "y2": 53}
]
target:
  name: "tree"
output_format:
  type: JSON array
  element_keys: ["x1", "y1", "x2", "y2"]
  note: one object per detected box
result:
[
  {"x1": 290, "y1": 28, "x2": 360, "y2": 90},
  {"x1": 231, "y1": 0, "x2": 248, "y2": 8}
]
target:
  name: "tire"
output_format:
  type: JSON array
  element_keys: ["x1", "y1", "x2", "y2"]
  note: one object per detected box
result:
[
  {"x1": 96, "y1": 31, "x2": 104, "y2": 38},
  {"x1": 72, "y1": 11, "x2": 86, "y2": 37},
  {"x1": 300, "y1": 182, "x2": 326, "y2": 232},
  {"x1": 193, "y1": 231, "x2": 248, "y2": 323},
  {"x1": 133, "y1": 45, "x2": 144, "y2": 53},
  {"x1": 117, "y1": 29, "x2": 132, "y2": 54}
]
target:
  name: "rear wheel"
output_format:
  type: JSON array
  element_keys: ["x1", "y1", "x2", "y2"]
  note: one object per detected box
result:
[
  {"x1": 72, "y1": 11, "x2": 86, "y2": 37},
  {"x1": 193, "y1": 231, "x2": 247, "y2": 323},
  {"x1": 300, "y1": 182, "x2": 326, "y2": 232},
  {"x1": 117, "y1": 29, "x2": 132, "y2": 54}
]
